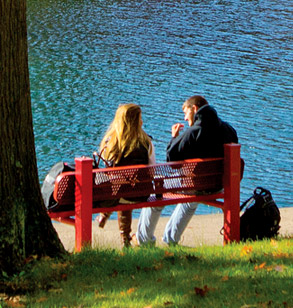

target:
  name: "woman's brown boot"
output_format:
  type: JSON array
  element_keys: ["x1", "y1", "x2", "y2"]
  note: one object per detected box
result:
[
  {"x1": 117, "y1": 210, "x2": 132, "y2": 248},
  {"x1": 97, "y1": 212, "x2": 112, "y2": 228}
]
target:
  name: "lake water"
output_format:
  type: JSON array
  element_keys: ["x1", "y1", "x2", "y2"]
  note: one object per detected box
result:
[{"x1": 27, "y1": 0, "x2": 292, "y2": 218}]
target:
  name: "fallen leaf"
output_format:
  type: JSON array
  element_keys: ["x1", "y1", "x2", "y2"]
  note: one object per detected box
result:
[
  {"x1": 164, "y1": 301, "x2": 173, "y2": 306},
  {"x1": 265, "y1": 266, "x2": 274, "y2": 272},
  {"x1": 154, "y1": 262, "x2": 164, "y2": 270},
  {"x1": 254, "y1": 262, "x2": 266, "y2": 270},
  {"x1": 240, "y1": 245, "x2": 253, "y2": 256},
  {"x1": 94, "y1": 292, "x2": 107, "y2": 300},
  {"x1": 270, "y1": 239, "x2": 278, "y2": 247},
  {"x1": 51, "y1": 262, "x2": 68, "y2": 270},
  {"x1": 5, "y1": 299, "x2": 26, "y2": 308},
  {"x1": 164, "y1": 251, "x2": 174, "y2": 257},
  {"x1": 111, "y1": 270, "x2": 118, "y2": 277},
  {"x1": 221, "y1": 275, "x2": 229, "y2": 281},
  {"x1": 273, "y1": 252, "x2": 289, "y2": 258},
  {"x1": 184, "y1": 254, "x2": 198, "y2": 262},
  {"x1": 194, "y1": 285, "x2": 209, "y2": 297},
  {"x1": 36, "y1": 297, "x2": 48, "y2": 303},
  {"x1": 41, "y1": 256, "x2": 53, "y2": 261},
  {"x1": 48, "y1": 288, "x2": 63, "y2": 294},
  {"x1": 127, "y1": 288, "x2": 136, "y2": 295},
  {"x1": 24, "y1": 255, "x2": 38, "y2": 264}
]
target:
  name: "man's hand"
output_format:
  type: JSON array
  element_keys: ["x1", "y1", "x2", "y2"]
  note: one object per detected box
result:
[{"x1": 171, "y1": 123, "x2": 184, "y2": 138}]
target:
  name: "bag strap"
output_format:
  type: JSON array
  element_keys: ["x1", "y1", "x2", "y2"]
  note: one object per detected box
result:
[
  {"x1": 240, "y1": 194, "x2": 256, "y2": 211},
  {"x1": 254, "y1": 186, "x2": 269, "y2": 196},
  {"x1": 240, "y1": 187, "x2": 272, "y2": 211},
  {"x1": 254, "y1": 186, "x2": 272, "y2": 203},
  {"x1": 93, "y1": 145, "x2": 110, "y2": 168}
]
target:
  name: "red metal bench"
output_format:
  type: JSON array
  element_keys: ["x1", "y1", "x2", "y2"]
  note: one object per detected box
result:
[{"x1": 48, "y1": 144, "x2": 242, "y2": 251}]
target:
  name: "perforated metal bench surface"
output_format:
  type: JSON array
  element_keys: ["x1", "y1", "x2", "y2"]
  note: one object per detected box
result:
[{"x1": 53, "y1": 157, "x2": 224, "y2": 207}]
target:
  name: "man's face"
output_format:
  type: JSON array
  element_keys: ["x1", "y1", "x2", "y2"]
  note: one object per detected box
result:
[{"x1": 183, "y1": 106, "x2": 197, "y2": 126}]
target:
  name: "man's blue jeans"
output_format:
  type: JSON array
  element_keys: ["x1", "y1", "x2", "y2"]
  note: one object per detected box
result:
[{"x1": 136, "y1": 202, "x2": 198, "y2": 245}]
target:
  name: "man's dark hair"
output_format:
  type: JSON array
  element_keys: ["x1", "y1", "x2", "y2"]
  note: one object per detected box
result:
[{"x1": 182, "y1": 95, "x2": 208, "y2": 109}]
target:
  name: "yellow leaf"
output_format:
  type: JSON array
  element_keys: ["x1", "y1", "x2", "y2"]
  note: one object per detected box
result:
[
  {"x1": 94, "y1": 291, "x2": 107, "y2": 300},
  {"x1": 127, "y1": 288, "x2": 136, "y2": 295},
  {"x1": 222, "y1": 276, "x2": 229, "y2": 281},
  {"x1": 270, "y1": 239, "x2": 278, "y2": 247},
  {"x1": 240, "y1": 245, "x2": 253, "y2": 256},
  {"x1": 266, "y1": 266, "x2": 274, "y2": 271},
  {"x1": 254, "y1": 262, "x2": 266, "y2": 270},
  {"x1": 273, "y1": 252, "x2": 289, "y2": 258},
  {"x1": 164, "y1": 251, "x2": 174, "y2": 257}
]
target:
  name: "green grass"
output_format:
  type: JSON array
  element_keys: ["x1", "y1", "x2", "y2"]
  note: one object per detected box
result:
[{"x1": 1, "y1": 238, "x2": 292, "y2": 308}]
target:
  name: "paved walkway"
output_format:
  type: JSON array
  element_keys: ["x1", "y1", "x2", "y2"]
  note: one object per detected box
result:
[{"x1": 53, "y1": 207, "x2": 293, "y2": 252}]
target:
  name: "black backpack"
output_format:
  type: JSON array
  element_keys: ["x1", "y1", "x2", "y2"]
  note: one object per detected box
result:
[
  {"x1": 41, "y1": 161, "x2": 75, "y2": 212},
  {"x1": 240, "y1": 187, "x2": 281, "y2": 241}
]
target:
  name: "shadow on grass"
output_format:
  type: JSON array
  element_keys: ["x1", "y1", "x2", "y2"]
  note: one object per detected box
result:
[{"x1": 1, "y1": 239, "x2": 293, "y2": 307}]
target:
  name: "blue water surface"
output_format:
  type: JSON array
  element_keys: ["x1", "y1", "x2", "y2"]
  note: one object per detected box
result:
[{"x1": 27, "y1": 0, "x2": 293, "y2": 217}]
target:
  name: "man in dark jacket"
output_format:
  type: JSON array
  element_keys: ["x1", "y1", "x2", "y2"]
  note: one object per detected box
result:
[
  {"x1": 135, "y1": 95, "x2": 238, "y2": 246},
  {"x1": 167, "y1": 95, "x2": 237, "y2": 161}
]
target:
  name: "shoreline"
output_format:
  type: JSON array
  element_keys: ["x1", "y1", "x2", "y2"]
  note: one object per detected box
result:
[{"x1": 53, "y1": 207, "x2": 293, "y2": 252}]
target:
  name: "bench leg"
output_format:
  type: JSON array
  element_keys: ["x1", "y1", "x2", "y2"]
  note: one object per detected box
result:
[
  {"x1": 223, "y1": 144, "x2": 241, "y2": 244},
  {"x1": 75, "y1": 157, "x2": 93, "y2": 252}
]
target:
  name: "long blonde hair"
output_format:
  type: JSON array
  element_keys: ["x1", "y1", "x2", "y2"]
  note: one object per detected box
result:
[{"x1": 100, "y1": 104, "x2": 152, "y2": 164}]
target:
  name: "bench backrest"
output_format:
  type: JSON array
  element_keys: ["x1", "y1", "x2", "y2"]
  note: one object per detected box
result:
[{"x1": 53, "y1": 157, "x2": 224, "y2": 206}]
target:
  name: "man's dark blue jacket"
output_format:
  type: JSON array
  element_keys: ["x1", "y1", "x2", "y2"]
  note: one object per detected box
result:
[{"x1": 166, "y1": 105, "x2": 238, "y2": 162}]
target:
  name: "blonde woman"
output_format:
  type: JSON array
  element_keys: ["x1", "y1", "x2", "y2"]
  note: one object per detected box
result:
[{"x1": 98, "y1": 103, "x2": 155, "y2": 247}]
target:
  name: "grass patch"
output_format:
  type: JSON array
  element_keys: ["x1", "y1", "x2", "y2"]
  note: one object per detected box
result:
[{"x1": 1, "y1": 238, "x2": 292, "y2": 308}]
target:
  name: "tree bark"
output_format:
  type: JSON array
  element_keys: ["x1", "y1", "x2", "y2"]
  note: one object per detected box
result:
[{"x1": 0, "y1": 0, "x2": 67, "y2": 276}]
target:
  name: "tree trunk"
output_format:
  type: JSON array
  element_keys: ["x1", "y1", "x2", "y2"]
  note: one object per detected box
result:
[{"x1": 0, "y1": 0, "x2": 67, "y2": 276}]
